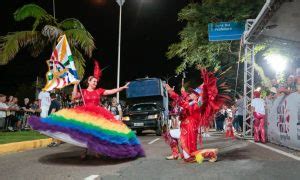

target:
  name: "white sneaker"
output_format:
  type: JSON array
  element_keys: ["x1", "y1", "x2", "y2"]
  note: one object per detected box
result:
[
  {"x1": 8, "y1": 126, "x2": 14, "y2": 131},
  {"x1": 202, "y1": 133, "x2": 211, "y2": 137}
]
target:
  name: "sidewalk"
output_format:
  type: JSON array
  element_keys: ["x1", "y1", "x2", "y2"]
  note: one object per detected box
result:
[
  {"x1": 0, "y1": 138, "x2": 52, "y2": 155},
  {"x1": 214, "y1": 131, "x2": 300, "y2": 160}
]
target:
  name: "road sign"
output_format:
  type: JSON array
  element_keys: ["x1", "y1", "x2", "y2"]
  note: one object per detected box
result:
[{"x1": 208, "y1": 22, "x2": 245, "y2": 41}]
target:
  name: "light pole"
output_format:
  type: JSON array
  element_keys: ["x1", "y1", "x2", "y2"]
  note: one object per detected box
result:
[
  {"x1": 52, "y1": 0, "x2": 56, "y2": 19},
  {"x1": 116, "y1": 0, "x2": 125, "y2": 103}
]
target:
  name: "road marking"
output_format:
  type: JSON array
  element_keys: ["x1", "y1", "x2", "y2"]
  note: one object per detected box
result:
[
  {"x1": 84, "y1": 175, "x2": 99, "y2": 180},
  {"x1": 248, "y1": 140, "x2": 300, "y2": 161},
  {"x1": 148, "y1": 138, "x2": 160, "y2": 144}
]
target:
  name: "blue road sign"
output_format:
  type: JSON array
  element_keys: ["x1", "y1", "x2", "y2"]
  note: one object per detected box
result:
[{"x1": 208, "y1": 22, "x2": 245, "y2": 41}]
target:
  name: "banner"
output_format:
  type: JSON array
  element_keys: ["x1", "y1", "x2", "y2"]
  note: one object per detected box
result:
[
  {"x1": 267, "y1": 92, "x2": 300, "y2": 150},
  {"x1": 43, "y1": 35, "x2": 79, "y2": 92}
]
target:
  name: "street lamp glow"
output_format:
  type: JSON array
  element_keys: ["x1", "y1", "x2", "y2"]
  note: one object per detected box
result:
[{"x1": 265, "y1": 54, "x2": 287, "y2": 73}]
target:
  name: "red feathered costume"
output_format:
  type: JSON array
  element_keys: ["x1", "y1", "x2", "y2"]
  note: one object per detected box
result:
[
  {"x1": 164, "y1": 69, "x2": 228, "y2": 162},
  {"x1": 167, "y1": 89, "x2": 200, "y2": 159}
]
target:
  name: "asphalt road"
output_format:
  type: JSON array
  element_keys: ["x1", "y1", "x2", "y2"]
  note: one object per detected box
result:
[{"x1": 0, "y1": 131, "x2": 300, "y2": 180}]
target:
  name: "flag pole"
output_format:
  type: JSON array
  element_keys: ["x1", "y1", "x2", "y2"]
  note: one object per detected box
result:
[{"x1": 78, "y1": 83, "x2": 86, "y2": 106}]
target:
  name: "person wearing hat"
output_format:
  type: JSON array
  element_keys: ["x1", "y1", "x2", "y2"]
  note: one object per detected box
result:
[
  {"x1": 164, "y1": 84, "x2": 201, "y2": 161},
  {"x1": 251, "y1": 91, "x2": 266, "y2": 143},
  {"x1": 162, "y1": 69, "x2": 226, "y2": 163}
]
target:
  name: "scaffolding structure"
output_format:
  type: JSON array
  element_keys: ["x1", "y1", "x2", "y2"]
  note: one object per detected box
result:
[{"x1": 242, "y1": 19, "x2": 255, "y2": 139}]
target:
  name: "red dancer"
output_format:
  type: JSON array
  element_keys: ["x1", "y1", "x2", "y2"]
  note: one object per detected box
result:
[
  {"x1": 163, "y1": 69, "x2": 229, "y2": 163},
  {"x1": 225, "y1": 112, "x2": 235, "y2": 139},
  {"x1": 251, "y1": 91, "x2": 266, "y2": 143}
]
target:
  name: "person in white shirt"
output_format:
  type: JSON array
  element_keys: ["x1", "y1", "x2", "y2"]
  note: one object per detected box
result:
[
  {"x1": 251, "y1": 91, "x2": 266, "y2": 143},
  {"x1": 0, "y1": 94, "x2": 9, "y2": 129},
  {"x1": 38, "y1": 91, "x2": 51, "y2": 118}
]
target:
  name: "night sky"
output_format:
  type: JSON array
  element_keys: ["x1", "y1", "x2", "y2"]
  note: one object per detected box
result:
[{"x1": 0, "y1": 0, "x2": 188, "y2": 96}]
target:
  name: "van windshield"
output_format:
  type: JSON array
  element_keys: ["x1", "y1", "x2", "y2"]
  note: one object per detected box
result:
[{"x1": 130, "y1": 104, "x2": 157, "y2": 111}]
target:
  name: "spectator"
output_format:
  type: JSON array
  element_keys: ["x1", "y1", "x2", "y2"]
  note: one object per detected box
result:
[
  {"x1": 234, "y1": 94, "x2": 244, "y2": 133},
  {"x1": 296, "y1": 76, "x2": 300, "y2": 94},
  {"x1": 215, "y1": 105, "x2": 227, "y2": 132},
  {"x1": 48, "y1": 93, "x2": 61, "y2": 115},
  {"x1": 21, "y1": 98, "x2": 34, "y2": 129},
  {"x1": 47, "y1": 93, "x2": 62, "y2": 147},
  {"x1": 108, "y1": 97, "x2": 123, "y2": 120},
  {"x1": 38, "y1": 90, "x2": 51, "y2": 118},
  {"x1": 7, "y1": 97, "x2": 21, "y2": 131},
  {"x1": 0, "y1": 94, "x2": 9, "y2": 129},
  {"x1": 31, "y1": 100, "x2": 39, "y2": 111},
  {"x1": 6, "y1": 95, "x2": 13, "y2": 104},
  {"x1": 287, "y1": 75, "x2": 296, "y2": 92},
  {"x1": 102, "y1": 100, "x2": 109, "y2": 110}
]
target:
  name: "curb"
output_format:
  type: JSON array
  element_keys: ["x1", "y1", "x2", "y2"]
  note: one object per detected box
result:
[{"x1": 0, "y1": 138, "x2": 52, "y2": 155}]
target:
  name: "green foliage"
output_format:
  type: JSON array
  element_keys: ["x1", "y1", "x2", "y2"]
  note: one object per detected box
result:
[
  {"x1": 167, "y1": 0, "x2": 264, "y2": 74},
  {"x1": 65, "y1": 29, "x2": 95, "y2": 58},
  {"x1": 59, "y1": 18, "x2": 87, "y2": 31},
  {"x1": 14, "y1": 4, "x2": 55, "y2": 30},
  {"x1": 0, "y1": 131, "x2": 47, "y2": 144},
  {"x1": 14, "y1": 4, "x2": 50, "y2": 21},
  {"x1": 0, "y1": 4, "x2": 95, "y2": 79},
  {"x1": 0, "y1": 31, "x2": 40, "y2": 65}
]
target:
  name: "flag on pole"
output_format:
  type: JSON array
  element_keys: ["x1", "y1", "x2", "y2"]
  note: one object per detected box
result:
[{"x1": 43, "y1": 35, "x2": 79, "y2": 92}]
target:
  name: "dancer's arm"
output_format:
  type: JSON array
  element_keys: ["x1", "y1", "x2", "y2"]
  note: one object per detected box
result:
[
  {"x1": 165, "y1": 84, "x2": 190, "y2": 110},
  {"x1": 165, "y1": 84, "x2": 180, "y2": 100},
  {"x1": 72, "y1": 83, "x2": 81, "y2": 100},
  {"x1": 103, "y1": 82, "x2": 130, "y2": 96}
]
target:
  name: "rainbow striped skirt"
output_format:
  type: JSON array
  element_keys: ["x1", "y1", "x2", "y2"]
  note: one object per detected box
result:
[{"x1": 28, "y1": 105, "x2": 145, "y2": 159}]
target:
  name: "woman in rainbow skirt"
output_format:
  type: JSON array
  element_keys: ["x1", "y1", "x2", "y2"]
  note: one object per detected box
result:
[{"x1": 28, "y1": 71, "x2": 145, "y2": 160}]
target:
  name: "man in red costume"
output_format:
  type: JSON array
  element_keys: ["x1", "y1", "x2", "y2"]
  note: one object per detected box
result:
[
  {"x1": 164, "y1": 84, "x2": 201, "y2": 161},
  {"x1": 163, "y1": 69, "x2": 226, "y2": 162}
]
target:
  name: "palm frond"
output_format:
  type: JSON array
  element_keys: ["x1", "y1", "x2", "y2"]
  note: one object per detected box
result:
[
  {"x1": 0, "y1": 31, "x2": 40, "y2": 65},
  {"x1": 29, "y1": 34, "x2": 49, "y2": 57},
  {"x1": 14, "y1": 4, "x2": 55, "y2": 30},
  {"x1": 58, "y1": 18, "x2": 86, "y2": 31},
  {"x1": 65, "y1": 29, "x2": 95, "y2": 57},
  {"x1": 71, "y1": 47, "x2": 86, "y2": 79}
]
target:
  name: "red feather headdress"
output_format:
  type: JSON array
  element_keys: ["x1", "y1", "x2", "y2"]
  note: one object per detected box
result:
[{"x1": 93, "y1": 59, "x2": 102, "y2": 81}]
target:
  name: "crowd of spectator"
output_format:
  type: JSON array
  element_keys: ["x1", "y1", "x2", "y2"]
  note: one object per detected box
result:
[
  {"x1": 0, "y1": 90, "x2": 127, "y2": 132},
  {"x1": 0, "y1": 94, "x2": 40, "y2": 131}
]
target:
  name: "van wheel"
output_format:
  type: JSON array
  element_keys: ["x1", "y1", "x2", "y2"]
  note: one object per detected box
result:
[
  {"x1": 156, "y1": 120, "x2": 162, "y2": 136},
  {"x1": 136, "y1": 130, "x2": 143, "y2": 136},
  {"x1": 156, "y1": 128, "x2": 162, "y2": 136}
]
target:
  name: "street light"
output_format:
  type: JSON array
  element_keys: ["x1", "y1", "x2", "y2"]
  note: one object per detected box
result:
[
  {"x1": 265, "y1": 54, "x2": 287, "y2": 73},
  {"x1": 116, "y1": 0, "x2": 125, "y2": 103}
]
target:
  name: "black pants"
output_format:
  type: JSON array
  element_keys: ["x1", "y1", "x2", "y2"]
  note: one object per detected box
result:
[
  {"x1": 5, "y1": 115, "x2": 19, "y2": 128},
  {"x1": 237, "y1": 115, "x2": 243, "y2": 131},
  {"x1": 234, "y1": 115, "x2": 243, "y2": 131},
  {"x1": 216, "y1": 120, "x2": 224, "y2": 131}
]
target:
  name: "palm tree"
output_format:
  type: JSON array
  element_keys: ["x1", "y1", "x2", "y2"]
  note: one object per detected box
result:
[{"x1": 0, "y1": 4, "x2": 95, "y2": 78}]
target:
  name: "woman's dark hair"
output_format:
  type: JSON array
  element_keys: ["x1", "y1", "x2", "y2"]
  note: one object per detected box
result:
[{"x1": 84, "y1": 76, "x2": 97, "y2": 87}]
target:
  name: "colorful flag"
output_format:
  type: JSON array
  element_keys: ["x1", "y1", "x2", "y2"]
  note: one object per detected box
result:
[{"x1": 43, "y1": 35, "x2": 79, "y2": 92}]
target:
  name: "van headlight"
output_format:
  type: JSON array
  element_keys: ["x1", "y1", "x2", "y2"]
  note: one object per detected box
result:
[
  {"x1": 122, "y1": 116, "x2": 130, "y2": 121},
  {"x1": 148, "y1": 114, "x2": 158, "y2": 119}
]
